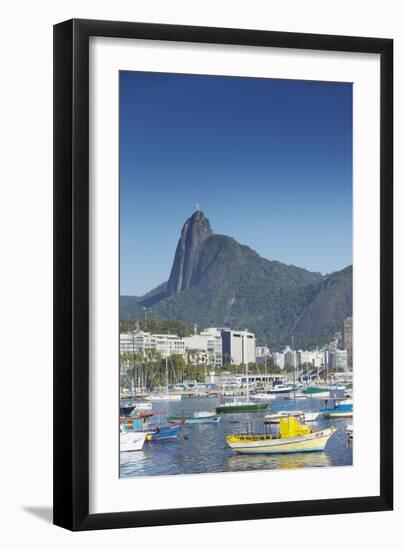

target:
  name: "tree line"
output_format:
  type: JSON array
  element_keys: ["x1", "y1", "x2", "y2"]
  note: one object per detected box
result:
[
  {"x1": 120, "y1": 318, "x2": 192, "y2": 337},
  {"x1": 120, "y1": 351, "x2": 282, "y2": 392}
]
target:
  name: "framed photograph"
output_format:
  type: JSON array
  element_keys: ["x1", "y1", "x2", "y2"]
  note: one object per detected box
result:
[{"x1": 53, "y1": 19, "x2": 393, "y2": 530}]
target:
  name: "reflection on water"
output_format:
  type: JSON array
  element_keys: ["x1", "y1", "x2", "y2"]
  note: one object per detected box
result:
[
  {"x1": 226, "y1": 450, "x2": 332, "y2": 471},
  {"x1": 120, "y1": 396, "x2": 352, "y2": 478}
]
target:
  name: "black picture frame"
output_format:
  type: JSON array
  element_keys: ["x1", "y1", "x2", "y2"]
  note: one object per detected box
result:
[{"x1": 53, "y1": 18, "x2": 393, "y2": 531}]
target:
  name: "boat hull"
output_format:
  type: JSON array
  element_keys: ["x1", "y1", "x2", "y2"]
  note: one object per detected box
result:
[
  {"x1": 322, "y1": 411, "x2": 353, "y2": 418},
  {"x1": 145, "y1": 394, "x2": 182, "y2": 401},
  {"x1": 148, "y1": 424, "x2": 182, "y2": 441},
  {"x1": 120, "y1": 431, "x2": 147, "y2": 452},
  {"x1": 303, "y1": 412, "x2": 320, "y2": 422},
  {"x1": 227, "y1": 427, "x2": 336, "y2": 454},
  {"x1": 251, "y1": 394, "x2": 276, "y2": 401},
  {"x1": 284, "y1": 394, "x2": 308, "y2": 400},
  {"x1": 134, "y1": 401, "x2": 152, "y2": 411},
  {"x1": 167, "y1": 415, "x2": 221, "y2": 424},
  {"x1": 303, "y1": 387, "x2": 330, "y2": 397},
  {"x1": 216, "y1": 403, "x2": 268, "y2": 413}
]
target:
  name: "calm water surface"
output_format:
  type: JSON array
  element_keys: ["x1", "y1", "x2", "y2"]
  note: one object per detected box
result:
[{"x1": 120, "y1": 396, "x2": 352, "y2": 478}]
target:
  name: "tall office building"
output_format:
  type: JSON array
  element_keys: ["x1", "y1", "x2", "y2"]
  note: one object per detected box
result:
[
  {"x1": 328, "y1": 349, "x2": 348, "y2": 371},
  {"x1": 272, "y1": 352, "x2": 285, "y2": 370},
  {"x1": 343, "y1": 316, "x2": 353, "y2": 367},
  {"x1": 221, "y1": 329, "x2": 256, "y2": 365}
]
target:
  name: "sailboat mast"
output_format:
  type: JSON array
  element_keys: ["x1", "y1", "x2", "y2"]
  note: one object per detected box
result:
[
  {"x1": 165, "y1": 356, "x2": 169, "y2": 396},
  {"x1": 292, "y1": 335, "x2": 296, "y2": 400},
  {"x1": 243, "y1": 331, "x2": 249, "y2": 403},
  {"x1": 246, "y1": 359, "x2": 249, "y2": 402}
]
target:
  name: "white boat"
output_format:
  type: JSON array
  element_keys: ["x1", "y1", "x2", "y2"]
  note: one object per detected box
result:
[
  {"x1": 264, "y1": 410, "x2": 304, "y2": 424},
  {"x1": 302, "y1": 411, "x2": 320, "y2": 422},
  {"x1": 302, "y1": 386, "x2": 330, "y2": 398},
  {"x1": 346, "y1": 424, "x2": 353, "y2": 439},
  {"x1": 194, "y1": 411, "x2": 217, "y2": 418},
  {"x1": 146, "y1": 393, "x2": 182, "y2": 401},
  {"x1": 284, "y1": 392, "x2": 308, "y2": 400},
  {"x1": 321, "y1": 398, "x2": 353, "y2": 418},
  {"x1": 134, "y1": 401, "x2": 152, "y2": 410},
  {"x1": 120, "y1": 428, "x2": 147, "y2": 452},
  {"x1": 251, "y1": 393, "x2": 276, "y2": 401},
  {"x1": 268, "y1": 384, "x2": 293, "y2": 394}
]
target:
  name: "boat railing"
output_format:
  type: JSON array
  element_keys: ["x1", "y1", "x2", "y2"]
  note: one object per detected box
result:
[{"x1": 228, "y1": 433, "x2": 279, "y2": 441}]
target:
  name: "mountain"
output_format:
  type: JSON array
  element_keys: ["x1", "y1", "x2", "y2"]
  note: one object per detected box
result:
[
  {"x1": 167, "y1": 210, "x2": 213, "y2": 294},
  {"x1": 120, "y1": 211, "x2": 352, "y2": 348},
  {"x1": 292, "y1": 265, "x2": 353, "y2": 346}
]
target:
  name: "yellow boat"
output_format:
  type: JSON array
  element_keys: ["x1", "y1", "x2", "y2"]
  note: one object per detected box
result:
[{"x1": 226, "y1": 416, "x2": 336, "y2": 454}]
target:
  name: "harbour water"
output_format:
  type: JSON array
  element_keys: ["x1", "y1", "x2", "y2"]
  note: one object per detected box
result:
[{"x1": 120, "y1": 395, "x2": 353, "y2": 478}]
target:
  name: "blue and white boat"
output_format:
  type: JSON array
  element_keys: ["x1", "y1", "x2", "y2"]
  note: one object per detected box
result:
[
  {"x1": 148, "y1": 423, "x2": 182, "y2": 441},
  {"x1": 167, "y1": 411, "x2": 221, "y2": 424},
  {"x1": 120, "y1": 411, "x2": 183, "y2": 441},
  {"x1": 321, "y1": 398, "x2": 353, "y2": 418}
]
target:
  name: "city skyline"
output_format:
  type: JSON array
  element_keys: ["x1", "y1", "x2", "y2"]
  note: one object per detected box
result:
[{"x1": 120, "y1": 71, "x2": 352, "y2": 296}]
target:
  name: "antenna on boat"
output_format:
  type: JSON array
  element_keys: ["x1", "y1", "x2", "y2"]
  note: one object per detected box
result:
[
  {"x1": 292, "y1": 335, "x2": 296, "y2": 402},
  {"x1": 165, "y1": 356, "x2": 169, "y2": 397}
]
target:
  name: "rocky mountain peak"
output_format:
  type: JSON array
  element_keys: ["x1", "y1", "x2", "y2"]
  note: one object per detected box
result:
[{"x1": 166, "y1": 210, "x2": 213, "y2": 294}]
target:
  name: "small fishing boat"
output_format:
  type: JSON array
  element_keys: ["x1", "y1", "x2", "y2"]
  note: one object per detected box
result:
[
  {"x1": 216, "y1": 362, "x2": 268, "y2": 413},
  {"x1": 216, "y1": 400, "x2": 268, "y2": 414},
  {"x1": 250, "y1": 393, "x2": 276, "y2": 401},
  {"x1": 167, "y1": 411, "x2": 221, "y2": 424},
  {"x1": 284, "y1": 392, "x2": 308, "y2": 400},
  {"x1": 321, "y1": 398, "x2": 353, "y2": 418},
  {"x1": 134, "y1": 401, "x2": 152, "y2": 411},
  {"x1": 145, "y1": 393, "x2": 182, "y2": 401},
  {"x1": 121, "y1": 411, "x2": 183, "y2": 441},
  {"x1": 148, "y1": 423, "x2": 182, "y2": 441},
  {"x1": 227, "y1": 416, "x2": 336, "y2": 454},
  {"x1": 302, "y1": 386, "x2": 330, "y2": 398},
  {"x1": 346, "y1": 424, "x2": 353, "y2": 439},
  {"x1": 267, "y1": 384, "x2": 293, "y2": 394},
  {"x1": 119, "y1": 411, "x2": 156, "y2": 429},
  {"x1": 120, "y1": 426, "x2": 147, "y2": 452}
]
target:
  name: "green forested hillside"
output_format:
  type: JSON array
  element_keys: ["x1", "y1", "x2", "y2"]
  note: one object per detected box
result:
[{"x1": 120, "y1": 212, "x2": 352, "y2": 348}]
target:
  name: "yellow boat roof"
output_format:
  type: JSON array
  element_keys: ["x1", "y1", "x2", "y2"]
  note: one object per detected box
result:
[{"x1": 279, "y1": 416, "x2": 312, "y2": 437}]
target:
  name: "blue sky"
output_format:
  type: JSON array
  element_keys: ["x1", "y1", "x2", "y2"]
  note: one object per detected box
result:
[{"x1": 120, "y1": 71, "x2": 352, "y2": 296}]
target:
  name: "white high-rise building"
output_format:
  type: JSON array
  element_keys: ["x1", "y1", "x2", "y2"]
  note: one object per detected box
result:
[
  {"x1": 272, "y1": 352, "x2": 285, "y2": 369},
  {"x1": 283, "y1": 346, "x2": 297, "y2": 368},
  {"x1": 328, "y1": 349, "x2": 348, "y2": 371},
  {"x1": 256, "y1": 346, "x2": 270, "y2": 357},
  {"x1": 120, "y1": 330, "x2": 185, "y2": 358},
  {"x1": 296, "y1": 350, "x2": 325, "y2": 368},
  {"x1": 344, "y1": 317, "x2": 353, "y2": 367},
  {"x1": 201, "y1": 328, "x2": 223, "y2": 367},
  {"x1": 221, "y1": 329, "x2": 256, "y2": 365}
]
